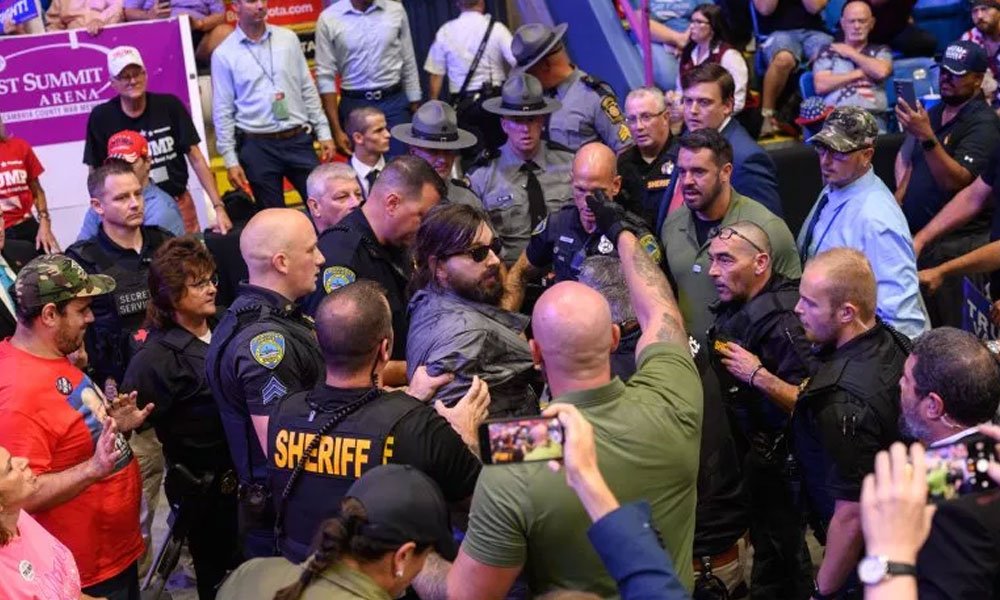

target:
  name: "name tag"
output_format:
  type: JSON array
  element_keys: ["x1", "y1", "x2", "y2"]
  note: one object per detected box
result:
[{"x1": 559, "y1": 236, "x2": 575, "y2": 243}]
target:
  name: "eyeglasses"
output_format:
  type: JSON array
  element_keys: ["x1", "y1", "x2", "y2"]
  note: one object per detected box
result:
[
  {"x1": 710, "y1": 226, "x2": 766, "y2": 254},
  {"x1": 444, "y1": 237, "x2": 503, "y2": 262},
  {"x1": 189, "y1": 273, "x2": 220, "y2": 290},
  {"x1": 813, "y1": 144, "x2": 871, "y2": 162},
  {"x1": 690, "y1": 18, "x2": 711, "y2": 26},
  {"x1": 114, "y1": 69, "x2": 146, "y2": 83},
  {"x1": 625, "y1": 109, "x2": 667, "y2": 126}
]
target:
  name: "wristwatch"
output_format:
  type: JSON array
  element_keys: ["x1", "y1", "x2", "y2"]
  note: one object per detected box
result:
[
  {"x1": 921, "y1": 137, "x2": 937, "y2": 150},
  {"x1": 857, "y1": 555, "x2": 917, "y2": 585}
]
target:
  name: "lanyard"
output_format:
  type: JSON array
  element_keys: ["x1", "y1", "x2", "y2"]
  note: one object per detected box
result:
[
  {"x1": 808, "y1": 196, "x2": 850, "y2": 257},
  {"x1": 244, "y1": 34, "x2": 276, "y2": 89}
]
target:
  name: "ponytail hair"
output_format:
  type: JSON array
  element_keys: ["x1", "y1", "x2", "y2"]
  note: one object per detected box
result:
[{"x1": 273, "y1": 498, "x2": 430, "y2": 600}]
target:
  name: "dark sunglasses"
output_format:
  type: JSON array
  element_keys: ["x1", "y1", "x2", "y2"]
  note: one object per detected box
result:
[
  {"x1": 444, "y1": 237, "x2": 503, "y2": 262},
  {"x1": 710, "y1": 226, "x2": 766, "y2": 254}
]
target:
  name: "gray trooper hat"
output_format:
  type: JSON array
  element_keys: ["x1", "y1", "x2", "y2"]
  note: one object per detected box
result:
[
  {"x1": 511, "y1": 22, "x2": 569, "y2": 72},
  {"x1": 391, "y1": 101, "x2": 478, "y2": 150},
  {"x1": 482, "y1": 73, "x2": 562, "y2": 117}
]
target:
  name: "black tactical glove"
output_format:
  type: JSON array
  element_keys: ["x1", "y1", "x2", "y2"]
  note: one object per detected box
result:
[{"x1": 586, "y1": 190, "x2": 628, "y2": 242}]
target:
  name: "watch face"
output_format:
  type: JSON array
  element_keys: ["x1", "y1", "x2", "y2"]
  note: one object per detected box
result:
[{"x1": 858, "y1": 556, "x2": 889, "y2": 585}]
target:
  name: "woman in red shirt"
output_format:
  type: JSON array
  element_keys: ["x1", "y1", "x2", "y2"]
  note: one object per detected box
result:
[{"x1": 0, "y1": 116, "x2": 59, "y2": 254}]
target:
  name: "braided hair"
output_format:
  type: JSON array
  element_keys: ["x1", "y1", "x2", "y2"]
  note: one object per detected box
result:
[{"x1": 273, "y1": 498, "x2": 431, "y2": 600}]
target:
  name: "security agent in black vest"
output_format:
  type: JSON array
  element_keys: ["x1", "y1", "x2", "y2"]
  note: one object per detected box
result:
[
  {"x1": 503, "y1": 143, "x2": 663, "y2": 313},
  {"x1": 302, "y1": 156, "x2": 444, "y2": 388},
  {"x1": 121, "y1": 236, "x2": 239, "y2": 599},
  {"x1": 268, "y1": 280, "x2": 485, "y2": 563},
  {"x1": 65, "y1": 162, "x2": 174, "y2": 386},
  {"x1": 205, "y1": 208, "x2": 326, "y2": 559},
  {"x1": 791, "y1": 248, "x2": 909, "y2": 600},
  {"x1": 705, "y1": 221, "x2": 816, "y2": 600}
]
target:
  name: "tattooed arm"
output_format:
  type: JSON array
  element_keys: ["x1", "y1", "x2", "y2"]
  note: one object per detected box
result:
[{"x1": 616, "y1": 230, "x2": 688, "y2": 356}]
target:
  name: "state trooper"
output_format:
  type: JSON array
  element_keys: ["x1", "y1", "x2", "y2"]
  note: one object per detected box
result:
[
  {"x1": 391, "y1": 100, "x2": 482, "y2": 208},
  {"x1": 205, "y1": 208, "x2": 326, "y2": 559},
  {"x1": 268, "y1": 280, "x2": 485, "y2": 563},
  {"x1": 469, "y1": 73, "x2": 573, "y2": 263},
  {"x1": 792, "y1": 248, "x2": 908, "y2": 599},
  {"x1": 512, "y1": 22, "x2": 633, "y2": 153},
  {"x1": 301, "y1": 155, "x2": 443, "y2": 387},
  {"x1": 704, "y1": 221, "x2": 815, "y2": 599},
  {"x1": 503, "y1": 142, "x2": 661, "y2": 312}
]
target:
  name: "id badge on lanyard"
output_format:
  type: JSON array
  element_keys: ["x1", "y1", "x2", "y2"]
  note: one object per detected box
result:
[{"x1": 272, "y1": 91, "x2": 290, "y2": 121}]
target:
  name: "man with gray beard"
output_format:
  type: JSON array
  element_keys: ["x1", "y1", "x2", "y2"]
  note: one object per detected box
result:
[{"x1": 407, "y1": 203, "x2": 540, "y2": 417}]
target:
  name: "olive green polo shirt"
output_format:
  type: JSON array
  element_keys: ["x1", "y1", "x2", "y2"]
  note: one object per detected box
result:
[
  {"x1": 660, "y1": 189, "x2": 802, "y2": 344},
  {"x1": 217, "y1": 558, "x2": 392, "y2": 600},
  {"x1": 461, "y1": 342, "x2": 703, "y2": 596}
]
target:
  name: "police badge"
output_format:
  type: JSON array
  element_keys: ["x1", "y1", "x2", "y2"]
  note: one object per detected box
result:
[{"x1": 597, "y1": 235, "x2": 614, "y2": 254}]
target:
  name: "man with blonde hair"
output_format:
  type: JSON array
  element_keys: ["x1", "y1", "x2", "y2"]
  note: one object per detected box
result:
[{"x1": 792, "y1": 247, "x2": 908, "y2": 599}]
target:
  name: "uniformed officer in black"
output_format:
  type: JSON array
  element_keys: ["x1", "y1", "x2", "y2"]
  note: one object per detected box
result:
[
  {"x1": 302, "y1": 155, "x2": 444, "y2": 386},
  {"x1": 65, "y1": 161, "x2": 173, "y2": 386},
  {"x1": 504, "y1": 142, "x2": 662, "y2": 312},
  {"x1": 391, "y1": 100, "x2": 482, "y2": 208},
  {"x1": 618, "y1": 86, "x2": 676, "y2": 229},
  {"x1": 791, "y1": 248, "x2": 908, "y2": 600},
  {"x1": 704, "y1": 221, "x2": 815, "y2": 599},
  {"x1": 205, "y1": 208, "x2": 326, "y2": 559},
  {"x1": 121, "y1": 236, "x2": 238, "y2": 600},
  {"x1": 269, "y1": 280, "x2": 484, "y2": 563}
]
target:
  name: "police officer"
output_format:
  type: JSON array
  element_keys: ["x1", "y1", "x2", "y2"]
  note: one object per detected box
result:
[
  {"x1": 511, "y1": 22, "x2": 633, "y2": 153},
  {"x1": 504, "y1": 142, "x2": 661, "y2": 312},
  {"x1": 704, "y1": 221, "x2": 815, "y2": 599},
  {"x1": 268, "y1": 280, "x2": 485, "y2": 563},
  {"x1": 302, "y1": 155, "x2": 443, "y2": 387},
  {"x1": 792, "y1": 248, "x2": 908, "y2": 600},
  {"x1": 618, "y1": 86, "x2": 676, "y2": 229},
  {"x1": 66, "y1": 161, "x2": 173, "y2": 387},
  {"x1": 469, "y1": 73, "x2": 573, "y2": 264},
  {"x1": 122, "y1": 236, "x2": 239, "y2": 599},
  {"x1": 391, "y1": 100, "x2": 481, "y2": 208},
  {"x1": 205, "y1": 208, "x2": 326, "y2": 559}
]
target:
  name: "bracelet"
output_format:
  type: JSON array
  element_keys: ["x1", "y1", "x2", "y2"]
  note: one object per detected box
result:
[
  {"x1": 36, "y1": 210, "x2": 50, "y2": 220},
  {"x1": 748, "y1": 364, "x2": 764, "y2": 388}
]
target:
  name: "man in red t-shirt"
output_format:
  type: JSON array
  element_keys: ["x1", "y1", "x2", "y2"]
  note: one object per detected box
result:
[
  {"x1": 0, "y1": 115, "x2": 58, "y2": 254},
  {"x1": 0, "y1": 254, "x2": 153, "y2": 598}
]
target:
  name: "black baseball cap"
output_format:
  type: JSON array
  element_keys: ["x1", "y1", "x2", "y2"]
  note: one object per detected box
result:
[
  {"x1": 348, "y1": 464, "x2": 457, "y2": 560},
  {"x1": 941, "y1": 40, "x2": 989, "y2": 76}
]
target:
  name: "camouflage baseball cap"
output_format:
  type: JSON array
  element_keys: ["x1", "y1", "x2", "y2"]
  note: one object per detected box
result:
[
  {"x1": 14, "y1": 254, "x2": 116, "y2": 310},
  {"x1": 805, "y1": 106, "x2": 879, "y2": 153}
]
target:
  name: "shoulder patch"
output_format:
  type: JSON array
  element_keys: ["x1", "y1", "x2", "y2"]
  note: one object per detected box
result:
[
  {"x1": 600, "y1": 95, "x2": 625, "y2": 124},
  {"x1": 250, "y1": 331, "x2": 285, "y2": 369},
  {"x1": 323, "y1": 266, "x2": 357, "y2": 293},
  {"x1": 638, "y1": 233, "x2": 662, "y2": 263},
  {"x1": 533, "y1": 217, "x2": 548, "y2": 235},
  {"x1": 617, "y1": 123, "x2": 632, "y2": 143}
]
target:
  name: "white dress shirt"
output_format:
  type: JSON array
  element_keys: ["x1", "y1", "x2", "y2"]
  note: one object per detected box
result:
[
  {"x1": 351, "y1": 154, "x2": 386, "y2": 198},
  {"x1": 424, "y1": 11, "x2": 516, "y2": 94}
]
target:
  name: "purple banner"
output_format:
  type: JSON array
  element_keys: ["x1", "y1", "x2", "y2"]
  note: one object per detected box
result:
[{"x1": 0, "y1": 20, "x2": 191, "y2": 146}]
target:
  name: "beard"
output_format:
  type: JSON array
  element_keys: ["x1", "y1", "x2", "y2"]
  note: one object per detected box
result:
[
  {"x1": 451, "y1": 265, "x2": 504, "y2": 306},
  {"x1": 898, "y1": 404, "x2": 931, "y2": 443},
  {"x1": 55, "y1": 327, "x2": 84, "y2": 356}
]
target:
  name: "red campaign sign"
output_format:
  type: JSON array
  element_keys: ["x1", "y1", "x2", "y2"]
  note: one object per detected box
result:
[{"x1": 224, "y1": 0, "x2": 322, "y2": 30}]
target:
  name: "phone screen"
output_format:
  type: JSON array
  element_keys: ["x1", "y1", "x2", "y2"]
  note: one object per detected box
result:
[
  {"x1": 895, "y1": 79, "x2": 918, "y2": 108},
  {"x1": 478, "y1": 417, "x2": 564, "y2": 465},
  {"x1": 926, "y1": 438, "x2": 998, "y2": 502}
]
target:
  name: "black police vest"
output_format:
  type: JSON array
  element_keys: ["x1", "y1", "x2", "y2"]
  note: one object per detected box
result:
[
  {"x1": 72, "y1": 240, "x2": 153, "y2": 382},
  {"x1": 708, "y1": 283, "x2": 801, "y2": 433},
  {"x1": 269, "y1": 390, "x2": 421, "y2": 563}
]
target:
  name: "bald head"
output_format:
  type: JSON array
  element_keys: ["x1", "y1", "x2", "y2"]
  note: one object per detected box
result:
[
  {"x1": 240, "y1": 208, "x2": 322, "y2": 299},
  {"x1": 573, "y1": 142, "x2": 618, "y2": 181},
  {"x1": 725, "y1": 221, "x2": 771, "y2": 257},
  {"x1": 532, "y1": 282, "x2": 616, "y2": 378},
  {"x1": 572, "y1": 143, "x2": 623, "y2": 233},
  {"x1": 315, "y1": 280, "x2": 393, "y2": 374}
]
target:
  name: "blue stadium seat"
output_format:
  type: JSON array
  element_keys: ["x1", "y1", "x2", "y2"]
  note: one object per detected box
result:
[{"x1": 799, "y1": 71, "x2": 817, "y2": 99}]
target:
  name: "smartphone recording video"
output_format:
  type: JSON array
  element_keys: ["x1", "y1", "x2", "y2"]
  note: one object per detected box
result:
[
  {"x1": 926, "y1": 438, "x2": 998, "y2": 502},
  {"x1": 479, "y1": 416, "x2": 564, "y2": 465}
]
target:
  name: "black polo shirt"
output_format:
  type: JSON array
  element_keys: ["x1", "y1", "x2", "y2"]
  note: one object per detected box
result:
[
  {"x1": 304, "y1": 208, "x2": 412, "y2": 359},
  {"x1": 902, "y1": 95, "x2": 1000, "y2": 233},
  {"x1": 617, "y1": 142, "x2": 675, "y2": 230}
]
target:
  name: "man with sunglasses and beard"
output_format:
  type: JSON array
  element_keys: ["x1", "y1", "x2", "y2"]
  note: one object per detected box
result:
[
  {"x1": 801, "y1": 107, "x2": 928, "y2": 338},
  {"x1": 407, "y1": 203, "x2": 540, "y2": 417},
  {"x1": 895, "y1": 40, "x2": 1000, "y2": 330},
  {"x1": 503, "y1": 142, "x2": 662, "y2": 313}
]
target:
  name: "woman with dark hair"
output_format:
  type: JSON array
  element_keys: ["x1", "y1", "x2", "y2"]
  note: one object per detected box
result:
[
  {"x1": 217, "y1": 464, "x2": 457, "y2": 600},
  {"x1": 676, "y1": 3, "x2": 748, "y2": 113},
  {"x1": 121, "y1": 235, "x2": 239, "y2": 600}
]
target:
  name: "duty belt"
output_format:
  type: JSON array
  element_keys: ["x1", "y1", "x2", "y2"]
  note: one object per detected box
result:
[{"x1": 340, "y1": 83, "x2": 402, "y2": 101}]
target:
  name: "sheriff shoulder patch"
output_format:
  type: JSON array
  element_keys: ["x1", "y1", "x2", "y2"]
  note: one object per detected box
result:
[
  {"x1": 250, "y1": 331, "x2": 285, "y2": 369},
  {"x1": 323, "y1": 266, "x2": 356, "y2": 293},
  {"x1": 639, "y1": 233, "x2": 662, "y2": 263}
]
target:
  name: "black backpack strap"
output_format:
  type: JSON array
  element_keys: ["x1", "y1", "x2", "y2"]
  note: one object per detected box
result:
[{"x1": 457, "y1": 16, "x2": 497, "y2": 97}]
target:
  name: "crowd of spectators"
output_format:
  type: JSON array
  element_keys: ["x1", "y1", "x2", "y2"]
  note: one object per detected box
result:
[{"x1": 4, "y1": 1, "x2": 1000, "y2": 600}]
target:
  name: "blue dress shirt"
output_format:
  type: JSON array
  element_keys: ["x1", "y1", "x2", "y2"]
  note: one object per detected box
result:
[{"x1": 78, "y1": 183, "x2": 186, "y2": 241}]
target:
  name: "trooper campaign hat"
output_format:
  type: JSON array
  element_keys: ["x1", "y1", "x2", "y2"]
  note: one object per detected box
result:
[
  {"x1": 390, "y1": 101, "x2": 478, "y2": 150},
  {"x1": 482, "y1": 73, "x2": 562, "y2": 117},
  {"x1": 511, "y1": 22, "x2": 569, "y2": 72}
]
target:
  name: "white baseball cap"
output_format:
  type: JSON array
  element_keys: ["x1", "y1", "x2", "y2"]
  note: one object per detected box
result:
[{"x1": 107, "y1": 46, "x2": 144, "y2": 77}]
